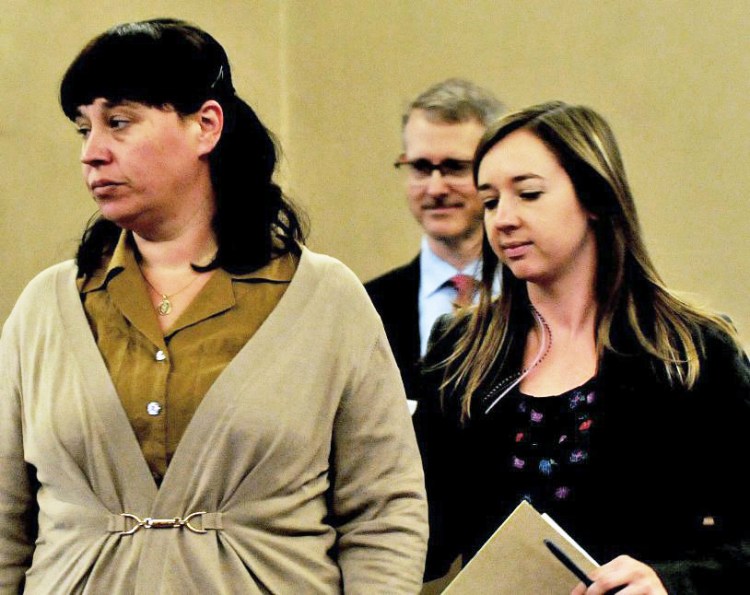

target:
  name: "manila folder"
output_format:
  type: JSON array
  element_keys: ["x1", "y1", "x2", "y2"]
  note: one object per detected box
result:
[{"x1": 443, "y1": 500, "x2": 598, "y2": 595}]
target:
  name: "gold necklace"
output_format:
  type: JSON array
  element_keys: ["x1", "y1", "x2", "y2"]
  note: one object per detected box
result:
[{"x1": 140, "y1": 269, "x2": 204, "y2": 316}]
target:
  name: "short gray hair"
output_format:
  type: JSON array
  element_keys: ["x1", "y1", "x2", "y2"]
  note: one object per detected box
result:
[{"x1": 403, "y1": 78, "x2": 504, "y2": 128}]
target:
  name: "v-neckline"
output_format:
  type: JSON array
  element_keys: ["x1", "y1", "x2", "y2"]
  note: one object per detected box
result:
[{"x1": 56, "y1": 248, "x2": 317, "y2": 504}]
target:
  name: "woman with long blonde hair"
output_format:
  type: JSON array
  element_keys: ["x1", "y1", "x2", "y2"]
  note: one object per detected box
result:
[{"x1": 416, "y1": 101, "x2": 749, "y2": 593}]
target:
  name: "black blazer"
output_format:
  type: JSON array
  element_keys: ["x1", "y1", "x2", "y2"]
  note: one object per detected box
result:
[
  {"x1": 415, "y1": 317, "x2": 750, "y2": 593},
  {"x1": 364, "y1": 256, "x2": 421, "y2": 402}
]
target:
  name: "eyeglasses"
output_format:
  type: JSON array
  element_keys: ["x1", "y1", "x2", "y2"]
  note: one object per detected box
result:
[{"x1": 393, "y1": 158, "x2": 474, "y2": 181}]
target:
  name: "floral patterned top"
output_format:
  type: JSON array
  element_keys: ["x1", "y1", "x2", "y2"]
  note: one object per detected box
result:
[{"x1": 505, "y1": 377, "x2": 598, "y2": 519}]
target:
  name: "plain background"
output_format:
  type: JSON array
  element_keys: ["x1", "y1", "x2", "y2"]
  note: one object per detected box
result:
[{"x1": 2, "y1": 0, "x2": 748, "y2": 345}]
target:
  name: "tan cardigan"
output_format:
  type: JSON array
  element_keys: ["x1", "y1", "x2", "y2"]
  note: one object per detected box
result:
[{"x1": 0, "y1": 248, "x2": 428, "y2": 594}]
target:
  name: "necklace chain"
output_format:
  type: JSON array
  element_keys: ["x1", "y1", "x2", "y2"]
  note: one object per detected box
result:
[
  {"x1": 483, "y1": 306, "x2": 553, "y2": 414},
  {"x1": 140, "y1": 268, "x2": 203, "y2": 316}
]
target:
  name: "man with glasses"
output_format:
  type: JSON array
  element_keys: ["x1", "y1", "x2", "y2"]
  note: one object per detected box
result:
[{"x1": 366, "y1": 79, "x2": 504, "y2": 413}]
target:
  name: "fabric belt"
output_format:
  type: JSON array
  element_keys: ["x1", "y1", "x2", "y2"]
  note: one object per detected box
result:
[{"x1": 108, "y1": 511, "x2": 223, "y2": 536}]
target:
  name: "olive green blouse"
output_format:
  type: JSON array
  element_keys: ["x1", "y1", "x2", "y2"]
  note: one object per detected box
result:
[{"x1": 78, "y1": 232, "x2": 297, "y2": 483}]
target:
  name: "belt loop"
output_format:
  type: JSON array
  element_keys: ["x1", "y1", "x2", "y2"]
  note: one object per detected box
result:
[{"x1": 198, "y1": 512, "x2": 223, "y2": 531}]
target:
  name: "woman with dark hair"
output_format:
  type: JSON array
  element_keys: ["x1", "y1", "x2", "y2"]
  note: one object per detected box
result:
[
  {"x1": 415, "y1": 101, "x2": 749, "y2": 593},
  {"x1": 0, "y1": 19, "x2": 427, "y2": 593}
]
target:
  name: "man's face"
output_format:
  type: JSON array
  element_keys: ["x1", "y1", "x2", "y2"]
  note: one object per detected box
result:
[{"x1": 401, "y1": 109, "x2": 486, "y2": 245}]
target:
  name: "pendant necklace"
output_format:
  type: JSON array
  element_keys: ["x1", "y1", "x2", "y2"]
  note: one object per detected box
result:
[{"x1": 140, "y1": 269, "x2": 203, "y2": 316}]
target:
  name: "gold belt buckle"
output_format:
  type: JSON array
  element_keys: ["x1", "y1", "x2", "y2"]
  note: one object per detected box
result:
[{"x1": 119, "y1": 511, "x2": 208, "y2": 536}]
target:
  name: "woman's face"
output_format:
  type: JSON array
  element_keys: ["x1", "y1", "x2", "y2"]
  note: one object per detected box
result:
[
  {"x1": 75, "y1": 98, "x2": 211, "y2": 235},
  {"x1": 478, "y1": 128, "x2": 597, "y2": 288}
]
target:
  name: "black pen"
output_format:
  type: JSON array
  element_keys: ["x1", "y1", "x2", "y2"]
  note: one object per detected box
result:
[{"x1": 544, "y1": 538, "x2": 593, "y2": 587}]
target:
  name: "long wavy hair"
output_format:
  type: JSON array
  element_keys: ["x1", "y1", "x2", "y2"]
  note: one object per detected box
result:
[
  {"x1": 442, "y1": 101, "x2": 739, "y2": 421},
  {"x1": 60, "y1": 18, "x2": 306, "y2": 277}
]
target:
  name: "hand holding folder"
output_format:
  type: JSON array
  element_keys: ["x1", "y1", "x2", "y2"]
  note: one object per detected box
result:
[{"x1": 443, "y1": 500, "x2": 598, "y2": 595}]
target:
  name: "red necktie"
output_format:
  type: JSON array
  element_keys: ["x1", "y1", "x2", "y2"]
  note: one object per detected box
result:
[{"x1": 449, "y1": 274, "x2": 477, "y2": 309}]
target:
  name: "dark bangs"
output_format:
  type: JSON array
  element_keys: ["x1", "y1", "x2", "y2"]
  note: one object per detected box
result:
[{"x1": 60, "y1": 19, "x2": 230, "y2": 120}]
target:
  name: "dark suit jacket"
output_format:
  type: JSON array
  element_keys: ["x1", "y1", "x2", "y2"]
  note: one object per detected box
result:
[
  {"x1": 415, "y1": 315, "x2": 750, "y2": 592},
  {"x1": 364, "y1": 256, "x2": 421, "y2": 402}
]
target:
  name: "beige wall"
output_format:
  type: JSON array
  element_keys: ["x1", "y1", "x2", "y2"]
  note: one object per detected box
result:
[{"x1": 2, "y1": 1, "x2": 748, "y2": 342}]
